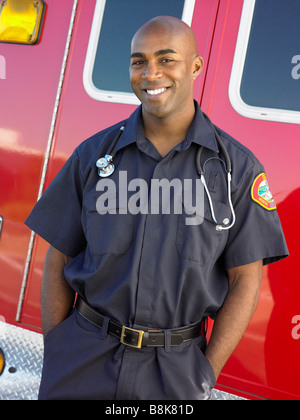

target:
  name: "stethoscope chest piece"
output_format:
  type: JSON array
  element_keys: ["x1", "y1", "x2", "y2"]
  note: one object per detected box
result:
[
  {"x1": 96, "y1": 125, "x2": 125, "y2": 178},
  {"x1": 96, "y1": 154, "x2": 115, "y2": 177}
]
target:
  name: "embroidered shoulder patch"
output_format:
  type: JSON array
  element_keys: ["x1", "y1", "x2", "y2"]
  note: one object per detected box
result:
[{"x1": 251, "y1": 173, "x2": 277, "y2": 211}]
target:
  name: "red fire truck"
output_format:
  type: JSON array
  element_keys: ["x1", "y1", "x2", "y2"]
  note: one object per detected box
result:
[{"x1": 0, "y1": 0, "x2": 299, "y2": 400}]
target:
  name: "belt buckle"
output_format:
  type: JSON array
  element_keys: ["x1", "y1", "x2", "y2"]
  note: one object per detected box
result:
[{"x1": 121, "y1": 326, "x2": 144, "y2": 349}]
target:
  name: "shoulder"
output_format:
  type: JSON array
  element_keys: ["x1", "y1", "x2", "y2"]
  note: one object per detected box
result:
[
  {"x1": 71, "y1": 119, "x2": 127, "y2": 178},
  {"x1": 215, "y1": 125, "x2": 259, "y2": 166},
  {"x1": 76, "y1": 119, "x2": 127, "y2": 156},
  {"x1": 214, "y1": 125, "x2": 264, "y2": 192}
]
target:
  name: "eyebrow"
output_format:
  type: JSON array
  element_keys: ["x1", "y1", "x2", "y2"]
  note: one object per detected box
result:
[{"x1": 130, "y1": 49, "x2": 178, "y2": 59}]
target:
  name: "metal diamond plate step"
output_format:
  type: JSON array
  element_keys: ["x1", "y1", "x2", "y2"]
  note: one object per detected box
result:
[{"x1": 0, "y1": 321, "x2": 43, "y2": 400}]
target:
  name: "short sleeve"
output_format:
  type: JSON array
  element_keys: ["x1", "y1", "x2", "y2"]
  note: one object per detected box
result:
[
  {"x1": 223, "y1": 163, "x2": 289, "y2": 269},
  {"x1": 25, "y1": 150, "x2": 86, "y2": 257}
]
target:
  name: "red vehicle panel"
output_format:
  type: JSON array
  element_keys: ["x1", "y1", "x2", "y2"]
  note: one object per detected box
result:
[
  {"x1": 0, "y1": 0, "x2": 76, "y2": 324},
  {"x1": 0, "y1": 0, "x2": 299, "y2": 399}
]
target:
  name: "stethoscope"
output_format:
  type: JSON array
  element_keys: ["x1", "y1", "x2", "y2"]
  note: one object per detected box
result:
[{"x1": 96, "y1": 114, "x2": 236, "y2": 231}]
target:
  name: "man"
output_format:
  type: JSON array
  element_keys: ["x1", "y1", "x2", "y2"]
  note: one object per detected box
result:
[{"x1": 25, "y1": 16, "x2": 288, "y2": 400}]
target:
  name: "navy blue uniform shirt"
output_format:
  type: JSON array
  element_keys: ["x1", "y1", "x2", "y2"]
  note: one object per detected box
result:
[{"x1": 25, "y1": 102, "x2": 288, "y2": 400}]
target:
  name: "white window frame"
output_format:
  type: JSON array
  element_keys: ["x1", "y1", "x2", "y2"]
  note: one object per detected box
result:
[
  {"x1": 83, "y1": 0, "x2": 195, "y2": 105},
  {"x1": 229, "y1": 0, "x2": 300, "y2": 125}
]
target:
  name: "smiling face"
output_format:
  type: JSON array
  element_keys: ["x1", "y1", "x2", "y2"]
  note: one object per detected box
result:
[{"x1": 129, "y1": 17, "x2": 203, "y2": 122}]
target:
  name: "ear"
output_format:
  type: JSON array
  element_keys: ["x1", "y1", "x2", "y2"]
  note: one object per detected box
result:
[{"x1": 192, "y1": 56, "x2": 204, "y2": 80}]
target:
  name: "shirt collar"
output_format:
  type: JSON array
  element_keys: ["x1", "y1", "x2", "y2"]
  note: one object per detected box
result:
[
  {"x1": 113, "y1": 106, "x2": 141, "y2": 154},
  {"x1": 182, "y1": 101, "x2": 219, "y2": 152},
  {"x1": 114, "y1": 101, "x2": 219, "y2": 154}
]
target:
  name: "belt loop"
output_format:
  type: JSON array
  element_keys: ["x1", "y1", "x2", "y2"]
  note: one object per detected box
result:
[
  {"x1": 164, "y1": 329, "x2": 172, "y2": 353},
  {"x1": 100, "y1": 316, "x2": 110, "y2": 341}
]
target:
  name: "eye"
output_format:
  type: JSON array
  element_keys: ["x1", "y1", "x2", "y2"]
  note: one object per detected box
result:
[
  {"x1": 161, "y1": 58, "x2": 174, "y2": 63},
  {"x1": 131, "y1": 60, "x2": 145, "y2": 66}
]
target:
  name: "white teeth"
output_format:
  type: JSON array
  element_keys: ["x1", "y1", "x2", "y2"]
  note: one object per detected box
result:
[{"x1": 146, "y1": 88, "x2": 167, "y2": 96}]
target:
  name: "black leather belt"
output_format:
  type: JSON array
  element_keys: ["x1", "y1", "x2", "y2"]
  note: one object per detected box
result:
[{"x1": 76, "y1": 297, "x2": 207, "y2": 349}]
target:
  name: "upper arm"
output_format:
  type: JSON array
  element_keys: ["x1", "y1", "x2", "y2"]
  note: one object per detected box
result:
[
  {"x1": 44, "y1": 245, "x2": 72, "y2": 275},
  {"x1": 227, "y1": 260, "x2": 263, "y2": 291}
]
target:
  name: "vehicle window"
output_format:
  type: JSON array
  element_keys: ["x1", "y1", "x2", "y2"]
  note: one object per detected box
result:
[
  {"x1": 83, "y1": 0, "x2": 195, "y2": 104},
  {"x1": 229, "y1": 0, "x2": 300, "y2": 124}
]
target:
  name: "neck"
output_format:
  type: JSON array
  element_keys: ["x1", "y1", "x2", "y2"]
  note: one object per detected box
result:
[{"x1": 142, "y1": 102, "x2": 195, "y2": 157}]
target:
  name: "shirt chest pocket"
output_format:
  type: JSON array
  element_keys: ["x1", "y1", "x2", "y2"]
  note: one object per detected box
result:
[
  {"x1": 176, "y1": 196, "x2": 229, "y2": 266},
  {"x1": 84, "y1": 191, "x2": 135, "y2": 257}
]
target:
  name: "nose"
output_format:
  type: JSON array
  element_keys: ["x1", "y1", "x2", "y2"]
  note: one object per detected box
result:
[{"x1": 142, "y1": 61, "x2": 161, "y2": 81}]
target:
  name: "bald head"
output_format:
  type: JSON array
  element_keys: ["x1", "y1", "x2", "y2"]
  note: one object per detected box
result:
[
  {"x1": 131, "y1": 16, "x2": 199, "y2": 59},
  {"x1": 129, "y1": 16, "x2": 203, "y2": 123}
]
